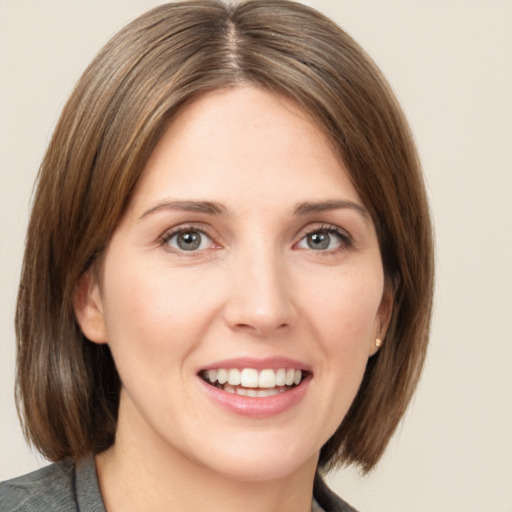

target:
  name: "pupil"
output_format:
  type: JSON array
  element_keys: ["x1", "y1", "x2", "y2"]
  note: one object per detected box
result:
[
  {"x1": 178, "y1": 231, "x2": 201, "y2": 250},
  {"x1": 308, "y1": 231, "x2": 330, "y2": 250}
]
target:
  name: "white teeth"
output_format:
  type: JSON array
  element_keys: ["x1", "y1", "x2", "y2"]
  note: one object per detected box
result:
[
  {"x1": 203, "y1": 367, "x2": 306, "y2": 392},
  {"x1": 257, "y1": 388, "x2": 279, "y2": 397},
  {"x1": 258, "y1": 369, "x2": 276, "y2": 388},
  {"x1": 240, "y1": 368, "x2": 259, "y2": 388},
  {"x1": 275, "y1": 368, "x2": 286, "y2": 386},
  {"x1": 227, "y1": 368, "x2": 241, "y2": 385},
  {"x1": 217, "y1": 368, "x2": 228, "y2": 385}
]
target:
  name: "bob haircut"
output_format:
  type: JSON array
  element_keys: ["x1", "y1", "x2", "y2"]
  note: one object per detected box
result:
[{"x1": 16, "y1": 0, "x2": 434, "y2": 473}]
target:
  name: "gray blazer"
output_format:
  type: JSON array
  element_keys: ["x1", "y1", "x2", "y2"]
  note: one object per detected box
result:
[{"x1": 0, "y1": 454, "x2": 358, "y2": 512}]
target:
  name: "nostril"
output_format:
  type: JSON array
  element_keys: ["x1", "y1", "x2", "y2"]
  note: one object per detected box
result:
[{"x1": 233, "y1": 321, "x2": 290, "y2": 337}]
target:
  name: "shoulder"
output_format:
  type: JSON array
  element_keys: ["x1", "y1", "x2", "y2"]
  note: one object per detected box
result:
[
  {"x1": 313, "y1": 472, "x2": 360, "y2": 512},
  {"x1": 0, "y1": 460, "x2": 76, "y2": 512}
]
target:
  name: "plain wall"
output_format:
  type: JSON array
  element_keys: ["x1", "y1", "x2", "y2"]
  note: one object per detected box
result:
[{"x1": 1, "y1": 1, "x2": 511, "y2": 511}]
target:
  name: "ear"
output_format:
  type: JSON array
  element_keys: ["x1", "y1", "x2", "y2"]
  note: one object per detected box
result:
[
  {"x1": 73, "y1": 269, "x2": 108, "y2": 344},
  {"x1": 368, "y1": 279, "x2": 394, "y2": 356}
]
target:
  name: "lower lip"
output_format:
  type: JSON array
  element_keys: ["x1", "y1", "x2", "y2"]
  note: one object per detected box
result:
[{"x1": 198, "y1": 376, "x2": 311, "y2": 418}]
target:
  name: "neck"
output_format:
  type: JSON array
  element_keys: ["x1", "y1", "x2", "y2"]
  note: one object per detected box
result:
[{"x1": 95, "y1": 397, "x2": 318, "y2": 512}]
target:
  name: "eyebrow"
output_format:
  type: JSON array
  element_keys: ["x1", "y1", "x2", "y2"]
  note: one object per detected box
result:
[
  {"x1": 139, "y1": 200, "x2": 227, "y2": 219},
  {"x1": 294, "y1": 199, "x2": 369, "y2": 221},
  {"x1": 139, "y1": 198, "x2": 369, "y2": 222}
]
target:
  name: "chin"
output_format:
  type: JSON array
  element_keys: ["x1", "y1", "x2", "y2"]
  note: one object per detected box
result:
[{"x1": 189, "y1": 435, "x2": 320, "y2": 483}]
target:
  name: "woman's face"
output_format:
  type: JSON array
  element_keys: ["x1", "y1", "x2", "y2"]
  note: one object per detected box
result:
[{"x1": 77, "y1": 86, "x2": 391, "y2": 482}]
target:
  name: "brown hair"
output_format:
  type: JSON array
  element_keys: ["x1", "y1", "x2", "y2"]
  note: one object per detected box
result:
[{"x1": 16, "y1": 0, "x2": 433, "y2": 473}]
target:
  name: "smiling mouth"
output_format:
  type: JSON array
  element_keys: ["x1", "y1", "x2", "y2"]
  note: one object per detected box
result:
[{"x1": 199, "y1": 368, "x2": 308, "y2": 398}]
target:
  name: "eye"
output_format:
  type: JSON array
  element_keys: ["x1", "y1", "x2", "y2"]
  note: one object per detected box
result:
[
  {"x1": 163, "y1": 229, "x2": 214, "y2": 252},
  {"x1": 296, "y1": 227, "x2": 350, "y2": 252}
]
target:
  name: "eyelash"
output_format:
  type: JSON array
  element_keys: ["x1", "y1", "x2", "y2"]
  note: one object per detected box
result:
[
  {"x1": 158, "y1": 223, "x2": 353, "y2": 254},
  {"x1": 159, "y1": 224, "x2": 216, "y2": 254},
  {"x1": 296, "y1": 224, "x2": 353, "y2": 254}
]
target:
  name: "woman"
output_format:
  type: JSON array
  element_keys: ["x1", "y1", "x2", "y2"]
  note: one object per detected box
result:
[{"x1": 0, "y1": 1, "x2": 433, "y2": 511}]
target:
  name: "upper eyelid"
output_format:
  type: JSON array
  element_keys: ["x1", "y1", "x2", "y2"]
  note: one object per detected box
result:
[
  {"x1": 297, "y1": 223, "x2": 351, "y2": 240},
  {"x1": 159, "y1": 223, "x2": 217, "y2": 246},
  {"x1": 160, "y1": 222, "x2": 215, "y2": 237}
]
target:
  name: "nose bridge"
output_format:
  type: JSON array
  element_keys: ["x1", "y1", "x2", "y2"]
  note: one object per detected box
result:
[{"x1": 224, "y1": 237, "x2": 296, "y2": 335}]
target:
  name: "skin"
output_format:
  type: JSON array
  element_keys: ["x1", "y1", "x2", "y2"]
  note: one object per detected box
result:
[{"x1": 74, "y1": 86, "x2": 392, "y2": 512}]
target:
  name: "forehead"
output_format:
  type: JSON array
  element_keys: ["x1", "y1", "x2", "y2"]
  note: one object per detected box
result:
[{"x1": 128, "y1": 85, "x2": 362, "y2": 216}]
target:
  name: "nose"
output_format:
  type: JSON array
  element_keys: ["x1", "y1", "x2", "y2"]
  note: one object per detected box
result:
[{"x1": 222, "y1": 247, "x2": 298, "y2": 337}]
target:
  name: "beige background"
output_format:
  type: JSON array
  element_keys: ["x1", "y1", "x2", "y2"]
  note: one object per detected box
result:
[{"x1": 1, "y1": 1, "x2": 511, "y2": 511}]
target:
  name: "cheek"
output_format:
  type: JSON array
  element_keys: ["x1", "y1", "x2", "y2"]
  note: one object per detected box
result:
[
  {"x1": 295, "y1": 269, "x2": 385, "y2": 443},
  {"x1": 303, "y1": 267, "x2": 384, "y2": 349},
  {"x1": 99, "y1": 257, "x2": 223, "y2": 368}
]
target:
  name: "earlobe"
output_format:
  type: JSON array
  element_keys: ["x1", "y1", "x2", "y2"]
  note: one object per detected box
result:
[
  {"x1": 73, "y1": 270, "x2": 108, "y2": 344},
  {"x1": 369, "y1": 279, "x2": 394, "y2": 356}
]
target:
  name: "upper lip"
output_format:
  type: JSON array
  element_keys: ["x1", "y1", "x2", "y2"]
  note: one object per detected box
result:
[{"x1": 197, "y1": 356, "x2": 312, "y2": 373}]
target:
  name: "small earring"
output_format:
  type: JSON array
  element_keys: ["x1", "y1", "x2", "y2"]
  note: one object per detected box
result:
[{"x1": 375, "y1": 337, "x2": 383, "y2": 348}]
